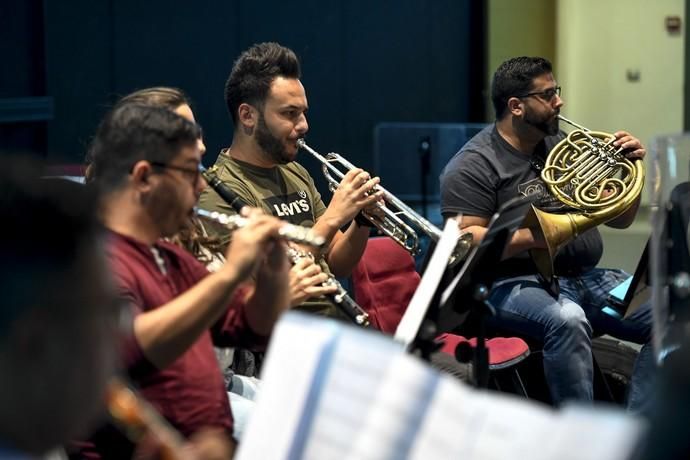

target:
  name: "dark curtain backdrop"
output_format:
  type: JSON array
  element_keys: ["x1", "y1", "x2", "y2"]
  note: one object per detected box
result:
[{"x1": 2, "y1": 0, "x2": 485, "y2": 192}]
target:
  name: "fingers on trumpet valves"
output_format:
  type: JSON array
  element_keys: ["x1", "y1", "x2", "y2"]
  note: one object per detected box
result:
[
  {"x1": 342, "y1": 167, "x2": 364, "y2": 182},
  {"x1": 364, "y1": 175, "x2": 381, "y2": 192},
  {"x1": 344, "y1": 168, "x2": 376, "y2": 189}
]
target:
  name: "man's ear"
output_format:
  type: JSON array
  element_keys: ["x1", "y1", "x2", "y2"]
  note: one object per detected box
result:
[
  {"x1": 130, "y1": 161, "x2": 154, "y2": 191},
  {"x1": 507, "y1": 97, "x2": 524, "y2": 117},
  {"x1": 238, "y1": 103, "x2": 257, "y2": 133}
]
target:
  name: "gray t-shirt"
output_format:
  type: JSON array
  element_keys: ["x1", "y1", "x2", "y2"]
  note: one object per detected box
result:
[{"x1": 440, "y1": 124, "x2": 603, "y2": 277}]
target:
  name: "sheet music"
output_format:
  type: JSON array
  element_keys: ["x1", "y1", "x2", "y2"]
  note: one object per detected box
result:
[
  {"x1": 300, "y1": 329, "x2": 405, "y2": 460},
  {"x1": 238, "y1": 312, "x2": 645, "y2": 460},
  {"x1": 409, "y1": 381, "x2": 557, "y2": 460},
  {"x1": 235, "y1": 313, "x2": 337, "y2": 459},
  {"x1": 542, "y1": 406, "x2": 646, "y2": 460},
  {"x1": 394, "y1": 219, "x2": 460, "y2": 347},
  {"x1": 346, "y1": 354, "x2": 439, "y2": 460},
  {"x1": 236, "y1": 312, "x2": 406, "y2": 460}
]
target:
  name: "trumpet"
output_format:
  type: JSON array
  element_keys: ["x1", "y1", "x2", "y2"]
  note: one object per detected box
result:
[
  {"x1": 296, "y1": 139, "x2": 473, "y2": 265},
  {"x1": 194, "y1": 208, "x2": 326, "y2": 249}
]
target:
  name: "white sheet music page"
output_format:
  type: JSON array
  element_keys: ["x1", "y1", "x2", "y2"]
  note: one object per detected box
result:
[
  {"x1": 300, "y1": 324, "x2": 405, "y2": 460},
  {"x1": 408, "y1": 382, "x2": 644, "y2": 460},
  {"x1": 346, "y1": 353, "x2": 439, "y2": 460},
  {"x1": 408, "y1": 379, "x2": 556, "y2": 460},
  {"x1": 237, "y1": 311, "x2": 406, "y2": 460},
  {"x1": 394, "y1": 219, "x2": 460, "y2": 347},
  {"x1": 236, "y1": 312, "x2": 341, "y2": 460},
  {"x1": 540, "y1": 406, "x2": 646, "y2": 460},
  {"x1": 237, "y1": 312, "x2": 646, "y2": 460}
]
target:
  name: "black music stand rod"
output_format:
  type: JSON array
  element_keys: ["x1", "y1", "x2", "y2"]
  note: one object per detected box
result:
[
  {"x1": 419, "y1": 136, "x2": 431, "y2": 219},
  {"x1": 442, "y1": 228, "x2": 508, "y2": 388},
  {"x1": 468, "y1": 283, "x2": 495, "y2": 388},
  {"x1": 432, "y1": 195, "x2": 536, "y2": 388}
]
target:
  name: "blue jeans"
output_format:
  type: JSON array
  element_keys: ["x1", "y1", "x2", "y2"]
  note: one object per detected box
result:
[{"x1": 488, "y1": 268, "x2": 653, "y2": 411}]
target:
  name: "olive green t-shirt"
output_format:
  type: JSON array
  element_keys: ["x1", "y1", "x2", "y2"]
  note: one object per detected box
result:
[{"x1": 198, "y1": 150, "x2": 339, "y2": 317}]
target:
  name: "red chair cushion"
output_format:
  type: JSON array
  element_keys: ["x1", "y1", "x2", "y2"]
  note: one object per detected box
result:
[
  {"x1": 352, "y1": 237, "x2": 421, "y2": 334},
  {"x1": 437, "y1": 333, "x2": 530, "y2": 368},
  {"x1": 352, "y1": 238, "x2": 529, "y2": 370}
]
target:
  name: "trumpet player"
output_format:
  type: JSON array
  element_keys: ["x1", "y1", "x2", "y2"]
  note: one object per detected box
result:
[
  {"x1": 199, "y1": 42, "x2": 384, "y2": 318},
  {"x1": 80, "y1": 103, "x2": 291, "y2": 457},
  {"x1": 440, "y1": 56, "x2": 653, "y2": 412}
]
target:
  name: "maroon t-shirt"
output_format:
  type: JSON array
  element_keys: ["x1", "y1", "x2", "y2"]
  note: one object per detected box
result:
[{"x1": 74, "y1": 231, "x2": 267, "y2": 457}]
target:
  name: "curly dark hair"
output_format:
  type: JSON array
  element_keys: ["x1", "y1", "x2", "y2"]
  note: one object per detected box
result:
[
  {"x1": 224, "y1": 42, "x2": 301, "y2": 125},
  {"x1": 491, "y1": 56, "x2": 553, "y2": 119}
]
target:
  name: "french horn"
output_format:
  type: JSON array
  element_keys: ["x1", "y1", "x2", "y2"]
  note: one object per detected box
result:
[{"x1": 526, "y1": 115, "x2": 645, "y2": 287}]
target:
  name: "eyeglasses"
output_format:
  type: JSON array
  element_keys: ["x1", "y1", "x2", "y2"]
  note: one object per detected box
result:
[
  {"x1": 150, "y1": 162, "x2": 203, "y2": 187},
  {"x1": 516, "y1": 86, "x2": 561, "y2": 102}
]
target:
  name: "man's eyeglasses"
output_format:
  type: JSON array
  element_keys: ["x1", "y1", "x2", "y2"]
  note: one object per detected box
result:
[
  {"x1": 516, "y1": 86, "x2": 561, "y2": 102},
  {"x1": 150, "y1": 162, "x2": 203, "y2": 187}
]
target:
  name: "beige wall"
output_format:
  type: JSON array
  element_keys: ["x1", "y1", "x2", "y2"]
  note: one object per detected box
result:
[
  {"x1": 486, "y1": 0, "x2": 556, "y2": 120},
  {"x1": 556, "y1": 0, "x2": 684, "y2": 148}
]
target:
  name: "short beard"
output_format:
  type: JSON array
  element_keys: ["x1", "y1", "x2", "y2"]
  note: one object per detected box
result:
[
  {"x1": 524, "y1": 110, "x2": 559, "y2": 136},
  {"x1": 255, "y1": 113, "x2": 290, "y2": 165}
]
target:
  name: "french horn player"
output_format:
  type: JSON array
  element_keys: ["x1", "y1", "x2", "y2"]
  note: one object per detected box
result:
[{"x1": 440, "y1": 56, "x2": 653, "y2": 410}]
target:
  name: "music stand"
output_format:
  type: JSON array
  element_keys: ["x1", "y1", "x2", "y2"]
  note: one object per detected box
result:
[
  {"x1": 605, "y1": 240, "x2": 650, "y2": 319},
  {"x1": 432, "y1": 194, "x2": 537, "y2": 388}
]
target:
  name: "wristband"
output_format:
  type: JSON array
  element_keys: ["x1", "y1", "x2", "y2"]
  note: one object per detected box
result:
[{"x1": 354, "y1": 212, "x2": 376, "y2": 228}]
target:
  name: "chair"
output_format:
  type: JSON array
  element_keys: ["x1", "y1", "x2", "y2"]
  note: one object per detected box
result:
[{"x1": 351, "y1": 237, "x2": 530, "y2": 395}]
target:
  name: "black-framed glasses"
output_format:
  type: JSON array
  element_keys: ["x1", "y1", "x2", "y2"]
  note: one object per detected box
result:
[
  {"x1": 150, "y1": 161, "x2": 203, "y2": 187},
  {"x1": 516, "y1": 86, "x2": 561, "y2": 102}
]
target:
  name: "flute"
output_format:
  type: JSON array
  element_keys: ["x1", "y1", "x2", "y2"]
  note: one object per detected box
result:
[{"x1": 194, "y1": 208, "x2": 326, "y2": 249}]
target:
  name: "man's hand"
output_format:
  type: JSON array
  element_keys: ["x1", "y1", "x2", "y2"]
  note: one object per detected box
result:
[
  {"x1": 613, "y1": 131, "x2": 646, "y2": 160},
  {"x1": 288, "y1": 255, "x2": 338, "y2": 306},
  {"x1": 221, "y1": 207, "x2": 287, "y2": 282},
  {"x1": 321, "y1": 168, "x2": 384, "y2": 229},
  {"x1": 237, "y1": 208, "x2": 291, "y2": 336},
  {"x1": 360, "y1": 195, "x2": 386, "y2": 223}
]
